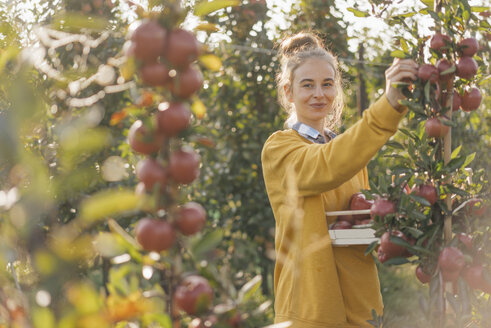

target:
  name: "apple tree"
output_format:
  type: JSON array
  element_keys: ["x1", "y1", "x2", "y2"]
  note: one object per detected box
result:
[{"x1": 347, "y1": 0, "x2": 490, "y2": 327}]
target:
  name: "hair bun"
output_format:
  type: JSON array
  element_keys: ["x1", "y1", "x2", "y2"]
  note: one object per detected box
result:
[{"x1": 278, "y1": 32, "x2": 324, "y2": 58}]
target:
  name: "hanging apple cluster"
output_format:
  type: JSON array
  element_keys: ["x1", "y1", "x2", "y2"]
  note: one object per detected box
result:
[
  {"x1": 126, "y1": 19, "x2": 205, "y2": 249},
  {"x1": 124, "y1": 18, "x2": 216, "y2": 320},
  {"x1": 418, "y1": 33, "x2": 482, "y2": 138}
]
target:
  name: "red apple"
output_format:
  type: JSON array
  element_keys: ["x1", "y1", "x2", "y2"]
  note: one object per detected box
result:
[
  {"x1": 462, "y1": 264, "x2": 491, "y2": 293},
  {"x1": 458, "y1": 37, "x2": 479, "y2": 57},
  {"x1": 461, "y1": 87, "x2": 481, "y2": 112},
  {"x1": 430, "y1": 33, "x2": 451, "y2": 51},
  {"x1": 349, "y1": 192, "x2": 374, "y2": 221},
  {"x1": 140, "y1": 62, "x2": 171, "y2": 86},
  {"x1": 377, "y1": 246, "x2": 389, "y2": 263},
  {"x1": 164, "y1": 29, "x2": 201, "y2": 68},
  {"x1": 128, "y1": 120, "x2": 165, "y2": 155},
  {"x1": 156, "y1": 102, "x2": 191, "y2": 137},
  {"x1": 436, "y1": 59, "x2": 454, "y2": 81},
  {"x1": 175, "y1": 202, "x2": 207, "y2": 236},
  {"x1": 130, "y1": 21, "x2": 166, "y2": 63},
  {"x1": 168, "y1": 148, "x2": 200, "y2": 184},
  {"x1": 425, "y1": 117, "x2": 449, "y2": 138},
  {"x1": 174, "y1": 275, "x2": 213, "y2": 315},
  {"x1": 412, "y1": 183, "x2": 438, "y2": 205},
  {"x1": 336, "y1": 214, "x2": 354, "y2": 224},
  {"x1": 169, "y1": 66, "x2": 203, "y2": 98},
  {"x1": 331, "y1": 220, "x2": 352, "y2": 230},
  {"x1": 456, "y1": 57, "x2": 478, "y2": 80},
  {"x1": 416, "y1": 265, "x2": 432, "y2": 284},
  {"x1": 466, "y1": 198, "x2": 485, "y2": 216},
  {"x1": 439, "y1": 247, "x2": 465, "y2": 282},
  {"x1": 370, "y1": 198, "x2": 396, "y2": 220},
  {"x1": 136, "y1": 158, "x2": 168, "y2": 191},
  {"x1": 135, "y1": 218, "x2": 176, "y2": 252},
  {"x1": 418, "y1": 64, "x2": 439, "y2": 83},
  {"x1": 452, "y1": 90, "x2": 461, "y2": 111},
  {"x1": 457, "y1": 233, "x2": 473, "y2": 250},
  {"x1": 380, "y1": 230, "x2": 411, "y2": 258}
]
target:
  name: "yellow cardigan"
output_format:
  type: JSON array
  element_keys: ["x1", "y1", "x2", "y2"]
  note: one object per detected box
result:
[{"x1": 261, "y1": 95, "x2": 407, "y2": 328}]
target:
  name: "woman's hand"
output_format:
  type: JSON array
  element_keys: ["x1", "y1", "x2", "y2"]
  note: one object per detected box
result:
[{"x1": 385, "y1": 58, "x2": 419, "y2": 112}]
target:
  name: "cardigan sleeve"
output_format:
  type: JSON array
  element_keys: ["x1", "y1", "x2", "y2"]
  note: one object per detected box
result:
[{"x1": 261, "y1": 95, "x2": 406, "y2": 197}]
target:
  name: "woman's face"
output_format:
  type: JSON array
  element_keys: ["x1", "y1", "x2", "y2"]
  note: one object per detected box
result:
[{"x1": 286, "y1": 57, "x2": 337, "y2": 129}]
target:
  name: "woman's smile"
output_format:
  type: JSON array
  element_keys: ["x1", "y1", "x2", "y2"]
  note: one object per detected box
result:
[{"x1": 310, "y1": 102, "x2": 327, "y2": 109}]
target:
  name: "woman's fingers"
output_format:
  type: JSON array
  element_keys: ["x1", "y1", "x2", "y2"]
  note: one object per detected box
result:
[
  {"x1": 385, "y1": 58, "x2": 419, "y2": 111},
  {"x1": 386, "y1": 59, "x2": 419, "y2": 82}
]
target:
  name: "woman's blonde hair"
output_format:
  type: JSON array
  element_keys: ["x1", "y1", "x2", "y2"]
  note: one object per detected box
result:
[{"x1": 276, "y1": 31, "x2": 344, "y2": 130}]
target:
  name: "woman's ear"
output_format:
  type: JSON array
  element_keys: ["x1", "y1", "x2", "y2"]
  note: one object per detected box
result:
[{"x1": 284, "y1": 84, "x2": 293, "y2": 103}]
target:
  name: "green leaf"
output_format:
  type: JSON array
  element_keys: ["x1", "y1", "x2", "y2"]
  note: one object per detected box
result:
[
  {"x1": 446, "y1": 291, "x2": 459, "y2": 313},
  {"x1": 200, "y1": 54, "x2": 222, "y2": 71},
  {"x1": 409, "y1": 194, "x2": 431, "y2": 207},
  {"x1": 191, "y1": 229, "x2": 224, "y2": 259},
  {"x1": 409, "y1": 210, "x2": 427, "y2": 221},
  {"x1": 427, "y1": 10, "x2": 440, "y2": 21},
  {"x1": 347, "y1": 7, "x2": 370, "y2": 17},
  {"x1": 385, "y1": 140, "x2": 405, "y2": 150},
  {"x1": 478, "y1": 75, "x2": 491, "y2": 86},
  {"x1": 365, "y1": 241, "x2": 379, "y2": 256},
  {"x1": 420, "y1": 0, "x2": 433, "y2": 7},
  {"x1": 471, "y1": 6, "x2": 490, "y2": 12},
  {"x1": 238, "y1": 275, "x2": 262, "y2": 303},
  {"x1": 446, "y1": 185, "x2": 469, "y2": 197},
  {"x1": 397, "y1": 12, "x2": 417, "y2": 19},
  {"x1": 0, "y1": 46, "x2": 20, "y2": 75},
  {"x1": 463, "y1": 9, "x2": 470, "y2": 21},
  {"x1": 446, "y1": 155, "x2": 466, "y2": 171},
  {"x1": 480, "y1": 20, "x2": 491, "y2": 29},
  {"x1": 32, "y1": 307, "x2": 55, "y2": 328},
  {"x1": 463, "y1": 153, "x2": 475, "y2": 167},
  {"x1": 60, "y1": 128, "x2": 112, "y2": 167},
  {"x1": 400, "y1": 99, "x2": 424, "y2": 113},
  {"x1": 440, "y1": 65, "x2": 456, "y2": 76},
  {"x1": 406, "y1": 227, "x2": 424, "y2": 238},
  {"x1": 390, "y1": 50, "x2": 407, "y2": 59},
  {"x1": 93, "y1": 232, "x2": 126, "y2": 258},
  {"x1": 390, "y1": 235, "x2": 413, "y2": 248},
  {"x1": 451, "y1": 145, "x2": 462, "y2": 159},
  {"x1": 400, "y1": 38, "x2": 409, "y2": 53},
  {"x1": 52, "y1": 12, "x2": 110, "y2": 32},
  {"x1": 424, "y1": 81, "x2": 431, "y2": 103},
  {"x1": 194, "y1": 0, "x2": 241, "y2": 16},
  {"x1": 410, "y1": 244, "x2": 433, "y2": 255},
  {"x1": 79, "y1": 189, "x2": 141, "y2": 223},
  {"x1": 191, "y1": 98, "x2": 207, "y2": 119}
]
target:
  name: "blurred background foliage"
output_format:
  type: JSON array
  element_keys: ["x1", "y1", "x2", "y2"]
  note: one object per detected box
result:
[{"x1": 0, "y1": 0, "x2": 489, "y2": 327}]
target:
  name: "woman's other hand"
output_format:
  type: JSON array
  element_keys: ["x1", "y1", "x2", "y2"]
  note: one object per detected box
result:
[{"x1": 385, "y1": 58, "x2": 419, "y2": 112}]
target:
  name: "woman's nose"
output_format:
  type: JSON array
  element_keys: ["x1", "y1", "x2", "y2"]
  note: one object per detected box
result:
[{"x1": 313, "y1": 85, "x2": 323, "y2": 98}]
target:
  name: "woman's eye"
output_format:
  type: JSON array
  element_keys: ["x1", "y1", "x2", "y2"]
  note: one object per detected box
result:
[
  {"x1": 324, "y1": 83, "x2": 332, "y2": 87},
  {"x1": 302, "y1": 84, "x2": 313, "y2": 88}
]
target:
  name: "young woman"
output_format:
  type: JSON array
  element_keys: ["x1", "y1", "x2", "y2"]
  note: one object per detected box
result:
[{"x1": 261, "y1": 32, "x2": 418, "y2": 327}]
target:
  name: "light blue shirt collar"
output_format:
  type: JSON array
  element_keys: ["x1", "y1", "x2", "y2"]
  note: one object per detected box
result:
[{"x1": 291, "y1": 122, "x2": 336, "y2": 144}]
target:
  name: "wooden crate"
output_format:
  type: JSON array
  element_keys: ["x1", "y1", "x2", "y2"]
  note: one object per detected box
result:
[
  {"x1": 326, "y1": 210, "x2": 379, "y2": 246},
  {"x1": 328, "y1": 225, "x2": 379, "y2": 246}
]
